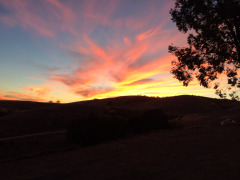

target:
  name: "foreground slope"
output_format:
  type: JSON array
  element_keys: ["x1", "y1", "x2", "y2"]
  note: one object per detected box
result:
[{"x1": 0, "y1": 126, "x2": 240, "y2": 179}]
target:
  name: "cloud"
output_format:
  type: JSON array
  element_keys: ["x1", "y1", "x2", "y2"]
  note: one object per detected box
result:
[
  {"x1": 126, "y1": 78, "x2": 155, "y2": 86},
  {"x1": 0, "y1": 0, "x2": 76, "y2": 37},
  {"x1": 48, "y1": 1, "x2": 183, "y2": 99},
  {"x1": 2, "y1": 92, "x2": 45, "y2": 102},
  {"x1": 76, "y1": 86, "x2": 114, "y2": 98},
  {"x1": 0, "y1": 92, "x2": 21, "y2": 101},
  {"x1": 24, "y1": 87, "x2": 51, "y2": 96},
  {"x1": 0, "y1": 85, "x2": 53, "y2": 102},
  {"x1": 1, "y1": 0, "x2": 198, "y2": 101}
]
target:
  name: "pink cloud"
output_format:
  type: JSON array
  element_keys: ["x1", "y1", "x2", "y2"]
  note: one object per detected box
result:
[
  {"x1": 123, "y1": 37, "x2": 131, "y2": 46},
  {"x1": 0, "y1": 0, "x2": 76, "y2": 37}
]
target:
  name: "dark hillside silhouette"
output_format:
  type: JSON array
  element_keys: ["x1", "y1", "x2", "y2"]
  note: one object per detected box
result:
[
  {"x1": 0, "y1": 100, "x2": 60, "y2": 118},
  {"x1": 0, "y1": 95, "x2": 239, "y2": 138}
]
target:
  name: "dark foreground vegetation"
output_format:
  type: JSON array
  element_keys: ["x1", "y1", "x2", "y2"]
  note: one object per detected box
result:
[
  {"x1": 67, "y1": 108, "x2": 169, "y2": 145},
  {"x1": 169, "y1": 0, "x2": 240, "y2": 99}
]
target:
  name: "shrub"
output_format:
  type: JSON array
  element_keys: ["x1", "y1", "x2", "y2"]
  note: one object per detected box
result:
[
  {"x1": 0, "y1": 108, "x2": 10, "y2": 117},
  {"x1": 128, "y1": 109, "x2": 169, "y2": 133},
  {"x1": 66, "y1": 113, "x2": 126, "y2": 145},
  {"x1": 66, "y1": 108, "x2": 170, "y2": 146}
]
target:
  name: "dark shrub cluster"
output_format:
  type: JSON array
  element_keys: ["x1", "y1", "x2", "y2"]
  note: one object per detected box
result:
[
  {"x1": 66, "y1": 113, "x2": 126, "y2": 145},
  {"x1": 66, "y1": 108, "x2": 169, "y2": 146},
  {"x1": 0, "y1": 108, "x2": 11, "y2": 117},
  {"x1": 128, "y1": 109, "x2": 169, "y2": 133}
]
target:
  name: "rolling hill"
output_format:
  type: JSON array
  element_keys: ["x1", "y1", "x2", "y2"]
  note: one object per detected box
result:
[{"x1": 0, "y1": 95, "x2": 239, "y2": 138}]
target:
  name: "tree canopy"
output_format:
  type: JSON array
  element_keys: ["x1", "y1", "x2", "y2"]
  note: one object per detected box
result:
[{"x1": 169, "y1": 0, "x2": 240, "y2": 100}]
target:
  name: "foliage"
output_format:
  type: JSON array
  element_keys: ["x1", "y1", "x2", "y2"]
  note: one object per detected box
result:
[
  {"x1": 0, "y1": 108, "x2": 9, "y2": 117},
  {"x1": 66, "y1": 108, "x2": 169, "y2": 146},
  {"x1": 49, "y1": 100, "x2": 61, "y2": 103},
  {"x1": 0, "y1": 108, "x2": 13, "y2": 117},
  {"x1": 169, "y1": 0, "x2": 240, "y2": 100},
  {"x1": 127, "y1": 109, "x2": 169, "y2": 133},
  {"x1": 66, "y1": 113, "x2": 127, "y2": 145}
]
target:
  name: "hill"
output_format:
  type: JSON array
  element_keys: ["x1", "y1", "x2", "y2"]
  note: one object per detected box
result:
[
  {"x1": 0, "y1": 100, "x2": 60, "y2": 117},
  {"x1": 0, "y1": 95, "x2": 239, "y2": 138}
]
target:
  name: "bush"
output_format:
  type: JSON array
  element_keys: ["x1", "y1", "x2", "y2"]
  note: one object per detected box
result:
[
  {"x1": 128, "y1": 109, "x2": 169, "y2": 133},
  {"x1": 66, "y1": 113, "x2": 126, "y2": 145},
  {"x1": 66, "y1": 108, "x2": 169, "y2": 146},
  {"x1": 0, "y1": 108, "x2": 10, "y2": 117}
]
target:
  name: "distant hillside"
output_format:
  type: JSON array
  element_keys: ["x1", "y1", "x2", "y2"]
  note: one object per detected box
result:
[
  {"x1": 0, "y1": 100, "x2": 60, "y2": 117},
  {"x1": 0, "y1": 95, "x2": 239, "y2": 138},
  {"x1": 78, "y1": 95, "x2": 239, "y2": 114}
]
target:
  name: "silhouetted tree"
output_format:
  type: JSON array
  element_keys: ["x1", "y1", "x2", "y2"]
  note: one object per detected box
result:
[{"x1": 169, "y1": 0, "x2": 240, "y2": 100}]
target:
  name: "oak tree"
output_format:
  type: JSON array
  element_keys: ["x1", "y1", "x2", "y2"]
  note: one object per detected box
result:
[{"x1": 169, "y1": 0, "x2": 240, "y2": 100}]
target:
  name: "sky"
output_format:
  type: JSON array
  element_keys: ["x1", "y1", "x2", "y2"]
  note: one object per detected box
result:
[{"x1": 0, "y1": 0, "x2": 219, "y2": 103}]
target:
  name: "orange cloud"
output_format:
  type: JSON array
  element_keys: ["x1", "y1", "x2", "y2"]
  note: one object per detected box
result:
[
  {"x1": 24, "y1": 87, "x2": 52, "y2": 96},
  {"x1": 0, "y1": 92, "x2": 44, "y2": 102},
  {"x1": 0, "y1": 93, "x2": 21, "y2": 101},
  {"x1": 0, "y1": 85, "x2": 54, "y2": 102}
]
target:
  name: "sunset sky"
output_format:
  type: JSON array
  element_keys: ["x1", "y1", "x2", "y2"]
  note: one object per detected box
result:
[{"x1": 0, "y1": 0, "x2": 218, "y2": 103}]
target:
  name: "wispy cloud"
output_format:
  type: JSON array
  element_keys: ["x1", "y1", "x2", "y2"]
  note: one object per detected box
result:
[
  {"x1": 0, "y1": 92, "x2": 21, "y2": 101},
  {"x1": 0, "y1": 91, "x2": 44, "y2": 101},
  {"x1": 0, "y1": 0, "x2": 76, "y2": 37},
  {"x1": 0, "y1": 0, "x2": 200, "y2": 102}
]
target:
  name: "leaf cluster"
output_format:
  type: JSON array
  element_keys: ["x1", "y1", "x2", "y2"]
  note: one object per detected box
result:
[{"x1": 169, "y1": 0, "x2": 240, "y2": 99}]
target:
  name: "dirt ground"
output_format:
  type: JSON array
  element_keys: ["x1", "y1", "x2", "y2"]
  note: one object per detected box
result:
[{"x1": 0, "y1": 125, "x2": 240, "y2": 180}]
